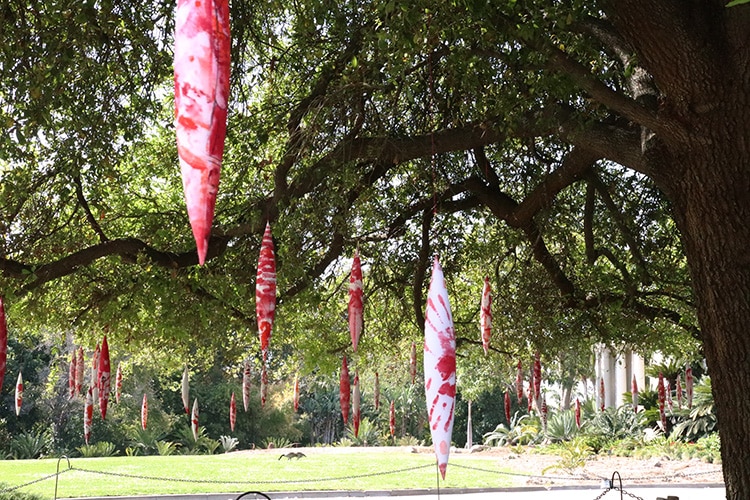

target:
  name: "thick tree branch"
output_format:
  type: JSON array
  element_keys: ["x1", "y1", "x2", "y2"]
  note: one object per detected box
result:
[
  {"x1": 559, "y1": 120, "x2": 647, "y2": 174},
  {"x1": 511, "y1": 147, "x2": 600, "y2": 226},
  {"x1": 607, "y1": 0, "x2": 727, "y2": 112},
  {"x1": 12, "y1": 236, "x2": 229, "y2": 295},
  {"x1": 542, "y1": 44, "x2": 665, "y2": 134},
  {"x1": 464, "y1": 177, "x2": 577, "y2": 298}
]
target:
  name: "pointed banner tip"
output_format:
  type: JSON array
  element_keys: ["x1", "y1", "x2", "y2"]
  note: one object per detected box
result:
[
  {"x1": 438, "y1": 462, "x2": 447, "y2": 480},
  {"x1": 195, "y1": 238, "x2": 208, "y2": 266}
]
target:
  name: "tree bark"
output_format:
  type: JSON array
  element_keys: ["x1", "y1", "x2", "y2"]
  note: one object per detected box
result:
[
  {"x1": 666, "y1": 127, "x2": 750, "y2": 499},
  {"x1": 608, "y1": 3, "x2": 750, "y2": 496}
]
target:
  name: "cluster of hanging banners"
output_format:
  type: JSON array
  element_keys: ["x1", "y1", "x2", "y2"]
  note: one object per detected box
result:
[
  {"x1": 0, "y1": 0, "x2": 695, "y2": 478},
  {"x1": 0, "y1": 0, "x2": 455, "y2": 479},
  {"x1": 171, "y1": 0, "x2": 460, "y2": 478}
]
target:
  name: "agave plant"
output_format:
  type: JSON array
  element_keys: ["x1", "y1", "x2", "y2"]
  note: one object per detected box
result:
[
  {"x1": 175, "y1": 425, "x2": 219, "y2": 454},
  {"x1": 345, "y1": 417, "x2": 380, "y2": 446},
  {"x1": 483, "y1": 413, "x2": 540, "y2": 446},
  {"x1": 546, "y1": 410, "x2": 580, "y2": 442},
  {"x1": 77, "y1": 441, "x2": 118, "y2": 457},
  {"x1": 586, "y1": 405, "x2": 646, "y2": 441},
  {"x1": 219, "y1": 435, "x2": 239, "y2": 453}
]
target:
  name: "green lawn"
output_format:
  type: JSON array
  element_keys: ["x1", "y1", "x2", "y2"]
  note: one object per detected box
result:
[{"x1": 0, "y1": 449, "x2": 516, "y2": 498}]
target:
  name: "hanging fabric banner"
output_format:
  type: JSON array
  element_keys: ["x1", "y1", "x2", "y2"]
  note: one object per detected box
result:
[
  {"x1": 423, "y1": 256, "x2": 456, "y2": 479},
  {"x1": 174, "y1": 0, "x2": 230, "y2": 265},
  {"x1": 479, "y1": 276, "x2": 492, "y2": 355},
  {"x1": 256, "y1": 222, "x2": 276, "y2": 363},
  {"x1": 349, "y1": 250, "x2": 364, "y2": 352}
]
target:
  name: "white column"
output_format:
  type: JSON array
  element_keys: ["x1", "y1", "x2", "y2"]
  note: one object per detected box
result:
[
  {"x1": 602, "y1": 348, "x2": 617, "y2": 408},
  {"x1": 615, "y1": 351, "x2": 628, "y2": 408},
  {"x1": 631, "y1": 352, "x2": 646, "y2": 392}
]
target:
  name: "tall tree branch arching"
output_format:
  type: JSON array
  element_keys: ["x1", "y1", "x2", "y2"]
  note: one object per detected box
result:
[
  {"x1": 586, "y1": 170, "x2": 651, "y2": 284},
  {"x1": 273, "y1": 31, "x2": 365, "y2": 201}
]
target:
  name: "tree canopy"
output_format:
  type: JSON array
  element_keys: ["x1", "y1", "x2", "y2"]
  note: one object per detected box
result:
[{"x1": 2, "y1": 1, "x2": 750, "y2": 495}]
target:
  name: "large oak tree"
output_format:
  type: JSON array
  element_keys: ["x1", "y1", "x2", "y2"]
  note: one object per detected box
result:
[{"x1": 1, "y1": 0, "x2": 748, "y2": 495}]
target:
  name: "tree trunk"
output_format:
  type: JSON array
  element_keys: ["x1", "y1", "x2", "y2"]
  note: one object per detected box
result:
[
  {"x1": 659, "y1": 103, "x2": 750, "y2": 499},
  {"x1": 609, "y1": 4, "x2": 750, "y2": 496}
]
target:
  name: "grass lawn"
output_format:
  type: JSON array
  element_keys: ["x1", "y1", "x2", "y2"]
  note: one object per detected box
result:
[{"x1": 0, "y1": 448, "x2": 516, "y2": 498}]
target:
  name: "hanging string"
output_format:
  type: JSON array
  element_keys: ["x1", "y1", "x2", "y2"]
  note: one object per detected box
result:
[
  {"x1": 426, "y1": 11, "x2": 438, "y2": 218},
  {"x1": 434, "y1": 460, "x2": 441, "y2": 499}
]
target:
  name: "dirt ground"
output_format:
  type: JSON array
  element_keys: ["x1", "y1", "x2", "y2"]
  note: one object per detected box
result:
[{"x1": 433, "y1": 445, "x2": 725, "y2": 487}]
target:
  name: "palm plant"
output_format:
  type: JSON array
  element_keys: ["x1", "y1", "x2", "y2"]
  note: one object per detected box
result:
[
  {"x1": 9, "y1": 431, "x2": 47, "y2": 459},
  {"x1": 155, "y1": 440, "x2": 180, "y2": 456}
]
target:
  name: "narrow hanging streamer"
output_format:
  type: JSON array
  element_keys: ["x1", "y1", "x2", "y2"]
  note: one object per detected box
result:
[
  {"x1": 98, "y1": 335, "x2": 111, "y2": 419},
  {"x1": 389, "y1": 400, "x2": 396, "y2": 437},
  {"x1": 256, "y1": 222, "x2": 276, "y2": 363},
  {"x1": 339, "y1": 356, "x2": 350, "y2": 425},
  {"x1": 504, "y1": 390, "x2": 511, "y2": 423},
  {"x1": 75, "y1": 347, "x2": 84, "y2": 396},
  {"x1": 15, "y1": 372, "x2": 23, "y2": 416},
  {"x1": 182, "y1": 365, "x2": 190, "y2": 414},
  {"x1": 423, "y1": 255, "x2": 456, "y2": 480},
  {"x1": 0, "y1": 297, "x2": 6, "y2": 394},
  {"x1": 91, "y1": 343, "x2": 100, "y2": 406},
  {"x1": 479, "y1": 277, "x2": 492, "y2": 355},
  {"x1": 657, "y1": 372, "x2": 666, "y2": 431},
  {"x1": 84, "y1": 388, "x2": 93, "y2": 444},
  {"x1": 68, "y1": 352, "x2": 77, "y2": 400},
  {"x1": 115, "y1": 362, "x2": 123, "y2": 404},
  {"x1": 242, "y1": 361, "x2": 251, "y2": 412},
  {"x1": 141, "y1": 394, "x2": 149, "y2": 430},
  {"x1": 352, "y1": 372, "x2": 361, "y2": 437},
  {"x1": 191, "y1": 398, "x2": 200, "y2": 441},
  {"x1": 174, "y1": 0, "x2": 231, "y2": 265},
  {"x1": 515, "y1": 361, "x2": 524, "y2": 404},
  {"x1": 348, "y1": 250, "x2": 364, "y2": 352},
  {"x1": 229, "y1": 392, "x2": 237, "y2": 431}
]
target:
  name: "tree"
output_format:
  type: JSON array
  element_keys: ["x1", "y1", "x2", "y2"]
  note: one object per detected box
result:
[{"x1": 1, "y1": 0, "x2": 749, "y2": 496}]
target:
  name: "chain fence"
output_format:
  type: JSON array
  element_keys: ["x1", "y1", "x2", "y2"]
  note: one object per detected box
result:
[{"x1": 0, "y1": 455, "x2": 723, "y2": 500}]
